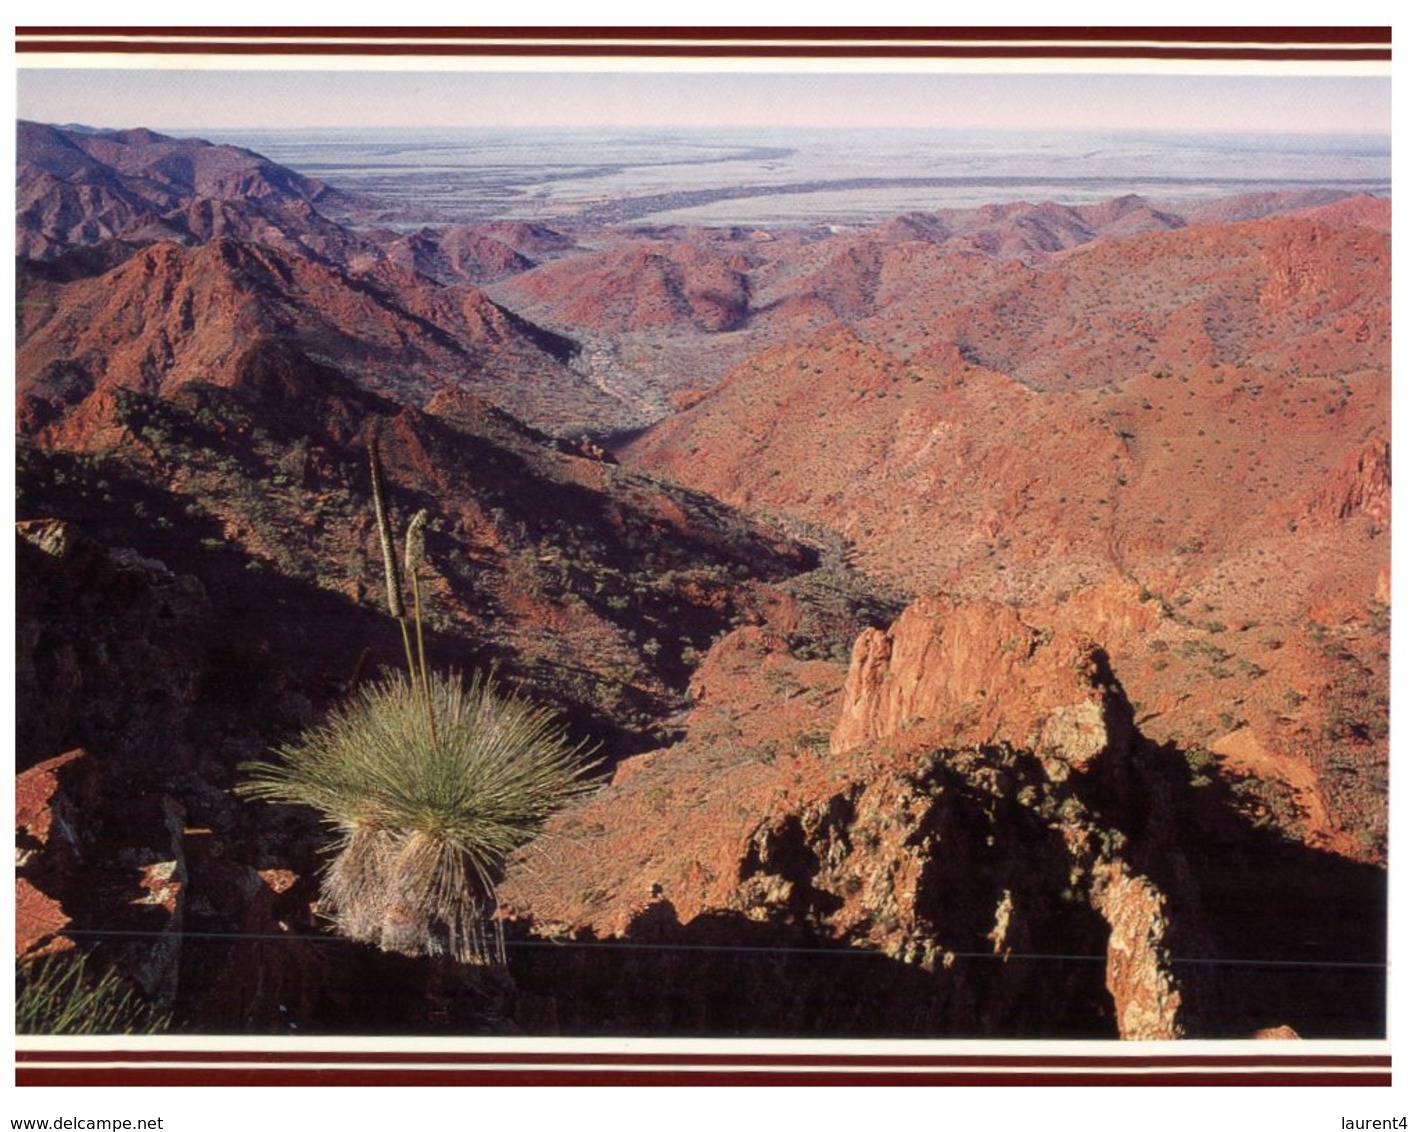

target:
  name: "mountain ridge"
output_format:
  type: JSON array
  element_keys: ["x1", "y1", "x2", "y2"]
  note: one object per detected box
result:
[{"x1": 14, "y1": 120, "x2": 1390, "y2": 1039}]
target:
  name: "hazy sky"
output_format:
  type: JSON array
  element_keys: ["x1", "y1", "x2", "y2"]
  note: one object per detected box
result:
[{"x1": 16, "y1": 66, "x2": 1391, "y2": 135}]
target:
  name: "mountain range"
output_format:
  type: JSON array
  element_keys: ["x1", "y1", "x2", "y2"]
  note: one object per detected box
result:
[{"x1": 15, "y1": 122, "x2": 1390, "y2": 1040}]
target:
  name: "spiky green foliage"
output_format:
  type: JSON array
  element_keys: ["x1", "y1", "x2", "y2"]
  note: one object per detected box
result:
[
  {"x1": 239, "y1": 670, "x2": 599, "y2": 964},
  {"x1": 16, "y1": 950, "x2": 163, "y2": 1035}
]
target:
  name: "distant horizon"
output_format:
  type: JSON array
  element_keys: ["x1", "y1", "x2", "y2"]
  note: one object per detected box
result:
[
  {"x1": 22, "y1": 118, "x2": 1394, "y2": 145},
  {"x1": 100, "y1": 122, "x2": 1400, "y2": 139},
  {"x1": 16, "y1": 68, "x2": 1390, "y2": 136},
  {"x1": 24, "y1": 116, "x2": 1383, "y2": 231}
]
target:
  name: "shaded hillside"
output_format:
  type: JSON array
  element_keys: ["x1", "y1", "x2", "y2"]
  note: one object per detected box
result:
[{"x1": 17, "y1": 344, "x2": 883, "y2": 764}]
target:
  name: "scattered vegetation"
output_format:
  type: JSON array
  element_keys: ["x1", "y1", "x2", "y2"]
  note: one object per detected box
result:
[{"x1": 16, "y1": 950, "x2": 165, "y2": 1035}]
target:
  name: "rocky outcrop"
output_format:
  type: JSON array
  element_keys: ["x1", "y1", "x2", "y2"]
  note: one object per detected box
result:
[
  {"x1": 822, "y1": 592, "x2": 1216, "y2": 1038},
  {"x1": 16, "y1": 749, "x2": 99, "y2": 880},
  {"x1": 502, "y1": 587, "x2": 1236, "y2": 1039},
  {"x1": 832, "y1": 594, "x2": 1130, "y2": 778},
  {"x1": 1090, "y1": 860, "x2": 1190, "y2": 1040},
  {"x1": 16, "y1": 519, "x2": 210, "y2": 776},
  {"x1": 96, "y1": 794, "x2": 190, "y2": 1010},
  {"x1": 16, "y1": 749, "x2": 99, "y2": 959},
  {"x1": 14, "y1": 521, "x2": 208, "y2": 1015},
  {"x1": 15, "y1": 747, "x2": 189, "y2": 1012},
  {"x1": 1310, "y1": 434, "x2": 1391, "y2": 525},
  {"x1": 727, "y1": 741, "x2": 1212, "y2": 1039},
  {"x1": 729, "y1": 745, "x2": 1118, "y2": 1034}
]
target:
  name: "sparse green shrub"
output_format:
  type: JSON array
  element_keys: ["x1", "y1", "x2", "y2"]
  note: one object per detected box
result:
[
  {"x1": 795, "y1": 725, "x2": 832, "y2": 754},
  {"x1": 1183, "y1": 748, "x2": 1218, "y2": 787}
]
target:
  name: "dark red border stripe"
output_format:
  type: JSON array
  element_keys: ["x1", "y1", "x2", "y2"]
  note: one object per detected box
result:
[
  {"x1": 13, "y1": 26, "x2": 1393, "y2": 60},
  {"x1": 14, "y1": 1067, "x2": 1393, "y2": 1087},
  {"x1": 13, "y1": 26, "x2": 1392, "y2": 43},
  {"x1": 12, "y1": 40, "x2": 1392, "y2": 61}
]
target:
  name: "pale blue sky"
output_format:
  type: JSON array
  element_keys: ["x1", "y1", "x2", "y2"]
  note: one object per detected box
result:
[{"x1": 16, "y1": 68, "x2": 1391, "y2": 135}]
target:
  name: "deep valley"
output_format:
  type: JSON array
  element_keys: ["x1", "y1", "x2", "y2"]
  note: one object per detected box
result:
[{"x1": 14, "y1": 119, "x2": 1390, "y2": 1041}]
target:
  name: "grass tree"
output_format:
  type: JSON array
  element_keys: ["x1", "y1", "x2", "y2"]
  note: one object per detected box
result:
[{"x1": 239, "y1": 432, "x2": 598, "y2": 965}]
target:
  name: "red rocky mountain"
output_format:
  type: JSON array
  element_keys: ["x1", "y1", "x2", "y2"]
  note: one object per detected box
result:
[
  {"x1": 623, "y1": 202, "x2": 1389, "y2": 871},
  {"x1": 14, "y1": 122, "x2": 1389, "y2": 1040},
  {"x1": 17, "y1": 120, "x2": 377, "y2": 263},
  {"x1": 381, "y1": 225, "x2": 536, "y2": 285}
]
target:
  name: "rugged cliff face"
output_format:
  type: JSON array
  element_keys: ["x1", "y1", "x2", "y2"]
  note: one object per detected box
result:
[
  {"x1": 500, "y1": 588, "x2": 1384, "y2": 1039},
  {"x1": 793, "y1": 590, "x2": 1383, "y2": 1038},
  {"x1": 832, "y1": 594, "x2": 1130, "y2": 764},
  {"x1": 16, "y1": 518, "x2": 211, "y2": 777},
  {"x1": 819, "y1": 594, "x2": 1211, "y2": 1038}
]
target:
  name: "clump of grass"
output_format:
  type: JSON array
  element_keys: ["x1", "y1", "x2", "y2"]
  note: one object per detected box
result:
[
  {"x1": 239, "y1": 430, "x2": 599, "y2": 965},
  {"x1": 241, "y1": 670, "x2": 598, "y2": 964},
  {"x1": 16, "y1": 950, "x2": 163, "y2": 1035}
]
